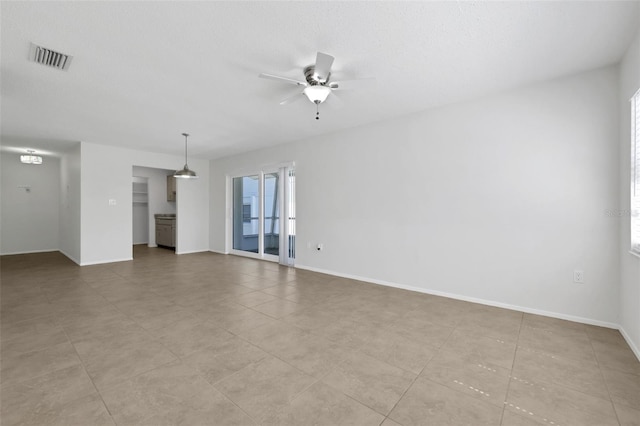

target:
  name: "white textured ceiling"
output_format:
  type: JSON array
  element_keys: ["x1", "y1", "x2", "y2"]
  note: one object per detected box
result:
[{"x1": 1, "y1": 1, "x2": 639, "y2": 159}]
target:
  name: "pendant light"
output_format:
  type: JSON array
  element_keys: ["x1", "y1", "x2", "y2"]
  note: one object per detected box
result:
[
  {"x1": 20, "y1": 149, "x2": 43, "y2": 165},
  {"x1": 174, "y1": 132, "x2": 197, "y2": 179}
]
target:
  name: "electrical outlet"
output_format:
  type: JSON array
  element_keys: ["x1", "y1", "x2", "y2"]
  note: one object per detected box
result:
[{"x1": 573, "y1": 270, "x2": 584, "y2": 283}]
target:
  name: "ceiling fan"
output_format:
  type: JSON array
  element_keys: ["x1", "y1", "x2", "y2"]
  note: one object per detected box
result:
[{"x1": 259, "y1": 52, "x2": 374, "y2": 120}]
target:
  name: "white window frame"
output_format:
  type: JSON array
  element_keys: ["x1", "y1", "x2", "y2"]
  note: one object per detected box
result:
[{"x1": 631, "y1": 88, "x2": 640, "y2": 257}]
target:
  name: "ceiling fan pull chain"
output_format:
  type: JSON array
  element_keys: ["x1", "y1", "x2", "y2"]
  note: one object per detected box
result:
[{"x1": 316, "y1": 101, "x2": 320, "y2": 120}]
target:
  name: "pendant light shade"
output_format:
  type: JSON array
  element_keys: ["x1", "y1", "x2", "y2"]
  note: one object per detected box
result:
[
  {"x1": 20, "y1": 150, "x2": 43, "y2": 165},
  {"x1": 174, "y1": 133, "x2": 198, "y2": 179}
]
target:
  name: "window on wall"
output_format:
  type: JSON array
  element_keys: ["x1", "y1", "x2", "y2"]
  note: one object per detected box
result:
[{"x1": 632, "y1": 88, "x2": 640, "y2": 255}]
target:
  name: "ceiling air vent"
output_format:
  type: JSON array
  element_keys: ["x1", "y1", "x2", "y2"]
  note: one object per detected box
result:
[{"x1": 29, "y1": 43, "x2": 72, "y2": 71}]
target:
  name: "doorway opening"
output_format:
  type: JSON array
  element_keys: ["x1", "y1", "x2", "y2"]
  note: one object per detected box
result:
[{"x1": 132, "y1": 166, "x2": 176, "y2": 257}]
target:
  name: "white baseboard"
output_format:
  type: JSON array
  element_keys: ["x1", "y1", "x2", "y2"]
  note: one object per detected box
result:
[
  {"x1": 295, "y1": 264, "x2": 621, "y2": 331},
  {"x1": 0, "y1": 249, "x2": 59, "y2": 256},
  {"x1": 175, "y1": 249, "x2": 208, "y2": 255},
  {"x1": 619, "y1": 326, "x2": 640, "y2": 361},
  {"x1": 80, "y1": 257, "x2": 132, "y2": 266},
  {"x1": 209, "y1": 249, "x2": 229, "y2": 255},
  {"x1": 59, "y1": 249, "x2": 81, "y2": 265}
]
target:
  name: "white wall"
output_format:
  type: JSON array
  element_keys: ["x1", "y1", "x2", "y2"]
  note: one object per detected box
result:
[
  {"x1": 59, "y1": 144, "x2": 81, "y2": 263},
  {"x1": 210, "y1": 66, "x2": 620, "y2": 326},
  {"x1": 132, "y1": 166, "x2": 176, "y2": 247},
  {"x1": 81, "y1": 142, "x2": 209, "y2": 265},
  {"x1": 1, "y1": 152, "x2": 60, "y2": 255},
  {"x1": 618, "y1": 28, "x2": 640, "y2": 357},
  {"x1": 175, "y1": 175, "x2": 209, "y2": 255}
]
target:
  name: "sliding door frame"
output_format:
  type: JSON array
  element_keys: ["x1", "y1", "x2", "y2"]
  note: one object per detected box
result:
[{"x1": 226, "y1": 162, "x2": 294, "y2": 263}]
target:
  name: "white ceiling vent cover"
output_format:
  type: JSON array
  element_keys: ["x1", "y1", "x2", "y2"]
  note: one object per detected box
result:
[{"x1": 29, "y1": 43, "x2": 72, "y2": 71}]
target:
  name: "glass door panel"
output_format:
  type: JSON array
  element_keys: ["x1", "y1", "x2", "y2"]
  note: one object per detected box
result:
[
  {"x1": 232, "y1": 175, "x2": 259, "y2": 253},
  {"x1": 263, "y1": 172, "x2": 279, "y2": 256}
]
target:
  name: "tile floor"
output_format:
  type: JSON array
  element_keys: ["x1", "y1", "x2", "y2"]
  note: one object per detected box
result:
[{"x1": 1, "y1": 246, "x2": 639, "y2": 425}]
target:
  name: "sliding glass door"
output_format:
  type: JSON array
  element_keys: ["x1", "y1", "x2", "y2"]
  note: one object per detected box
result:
[
  {"x1": 232, "y1": 175, "x2": 260, "y2": 254},
  {"x1": 230, "y1": 167, "x2": 295, "y2": 264},
  {"x1": 263, "y1": 172, "x2": 279, "y2": 256}
]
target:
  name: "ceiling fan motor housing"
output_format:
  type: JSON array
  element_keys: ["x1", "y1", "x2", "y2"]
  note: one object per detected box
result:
[{"x1": 304, "y1": 65, "x2": 330, "y2": 85}]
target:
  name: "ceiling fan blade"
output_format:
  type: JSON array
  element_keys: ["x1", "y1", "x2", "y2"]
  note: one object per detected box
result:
[
  {"x1": 259, "y1": 73, "x2": 307, "y2": 86},
  {"x1": 279, "y1": 91, "x2": 306, "y2": 105},
  {"x1": 327, "y1": 91, "x2": 344, "y2": 109},
  {"x1": 331, "y1": 77, "x2": 376, "y2": 91},
  {"x1": 314, "y1": 52, "x2": 334, "y2": 82}
]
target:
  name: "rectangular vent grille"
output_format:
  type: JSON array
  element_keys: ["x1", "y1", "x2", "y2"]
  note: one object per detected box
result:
[{"x1": 30, "y1": 43, "x2": 72, "y2": 71}]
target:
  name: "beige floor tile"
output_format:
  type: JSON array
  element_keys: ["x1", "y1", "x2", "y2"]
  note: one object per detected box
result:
[
  {"x1": 131, "y1": 308, "x2": 197, "y2": 331},
  {"x1": 53, "y1": 303, "x2": 127, "y2": 330},
  {"x1": 440, "y1": 329, "x2": 517, "y2": 369},
  {"x1": 76, "y1": 335, "x2": 177, "y2": 391},
  {"x1": 1, "y1": 300, "x2": 57, "y2": 325},
  {"x1": 323, "y1": 352, "x2": 417, "y2": 415},
  {"x1": 361, "y1": 328, "x2": 438, "y2": 374},
  {"x1": 500, "y1": 410, "x2": 547, "y2": 425},
  {"x1": 601, "y1": 367, "x2": 640, "y2": 410},
  {"x1": 156, "y1": 320, "x2": 235, "y2": 357},
  {"x1": 0, "y1": 364, "x2": 98, "y2": 426},
  {"x1": 101, "y1": 360, "x2": 220, "y2": 425},
  {"x1": 181, "y1": 336, "x2": 268, "y2": 384},
  {"x1": 421, "y1": 349, "x2": 511, "y2": 407},
  {"x1": 585, "y1": 325, "x2": 628, "y2": 346},
  {"x1": 614, "y1": 403, "x2": 640, "y2": 426},
  {"x1": 63, "y1": 313, "x2": 145, "y2": 344},
  {"x1": 505, "y1": 376, "x2": 619, "y2": 426},
  {"x1": 238, "y1": 277, "x2": 281, "y2": 290},
  {"x1": 389, "y1": 377, "x2": 503, "y2": 426},
  {"x1": 0, "y1": 315, "x2": 62, "y2": 343},
  {"x1": 403, "y1": 297, "x2": 473, "y2": 327},
  {"x1": 264, "y1": 381, "x2": 385, "y2": 426},
  {"x1": 381, "y1": 418, "x2": 404, "y2": 426},
  {"x1": 522, "y1": 313, "x2": 588, "y2": 340},
  {"x1": 281, "y1": 308, "x2": 338, "y2": 331},
  {"x1": 231, "y1": 290, "x2": 279, "y2": 307},
  {"x1": 260, "y1": 329, "x2": 354, "y2": 378},
  {"x1": 387, "y1": 315, "x2": 455, "y2": 348},
  {"x1": 457, "y1": 305, "x2": 522, "y2": 342},
  {"x1": 209, "y1": 306, "x2": 281, "y2": 334},
  {"x1": 4, "y1": 393, "x2": 115, "y2": 426},
  {"x1": 260, "y1": 283, "x2": 299, "y2": 298},
  {"x1": 214, "y1": 355, "x2": 317, "y2": 422},
  {"x1": 137, "y1": 386, "x2": 257, "y2": 425},
  {"x1": 592, "y1": 339, "x2": 640, "y2": 375},
  {"x1": 0, "y1": 342, "x2": 81, "y2": 386},
  {"x1": 1, "y1": 327, "x2": 69, "y2": 355},
  {"x1": 252, "y1": 298, "x2": 302, "y2": 319},
  {"x1": 311, "y1": 317, "x2": 380, "y2": 350},
  {"x1": 512, "y1": 345, "x2": 609, "y2": 400},
  {"x1": 3, "y1": 248, "x2": 640, "y2": 426},
  {"x1": 518, "y1": 324, "x2": 597, "y2": 364}
]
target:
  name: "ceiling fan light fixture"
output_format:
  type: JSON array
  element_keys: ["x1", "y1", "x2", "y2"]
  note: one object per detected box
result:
[
  {"x1": 174, "y1": 133, "x2": 198, "y2": 179},
  {"x1": 303, "y1": 85, "x2": 331, "y2": 104}
]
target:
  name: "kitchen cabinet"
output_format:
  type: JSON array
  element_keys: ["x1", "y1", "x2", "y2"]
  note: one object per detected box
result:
[
  {"x1": 155, "y1": 216, "x2": 175, "y2": 248},
  {"x1": 167, "y1": 175, "x2": 176, "y2": 202}
]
